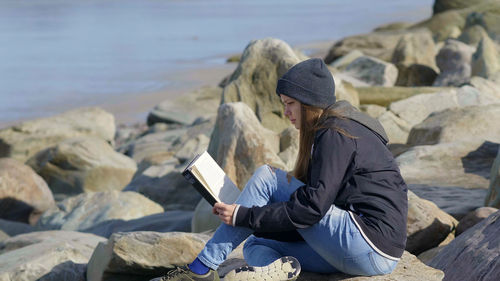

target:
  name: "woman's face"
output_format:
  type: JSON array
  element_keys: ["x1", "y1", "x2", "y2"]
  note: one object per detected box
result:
[{"x1": 280, "y1": 94, "x2": 301, "y2": 130}]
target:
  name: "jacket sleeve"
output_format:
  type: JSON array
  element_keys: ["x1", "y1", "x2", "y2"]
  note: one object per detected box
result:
[{"x1": 234, "y1": 128, "x2": 356, "y2": 232}]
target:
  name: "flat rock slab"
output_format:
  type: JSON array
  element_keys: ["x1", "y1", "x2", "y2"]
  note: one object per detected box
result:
[
  {"x1": 0, "y1": 231, "x2": 105, "y2": 281},
  {"x1": 429, "y1": 210, "x2": 500, "y2": 281}
]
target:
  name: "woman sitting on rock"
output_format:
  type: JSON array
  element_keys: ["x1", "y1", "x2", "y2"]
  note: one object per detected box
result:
[{"x1": 151, "y1": 58, "x2": 408, "y2": 281}]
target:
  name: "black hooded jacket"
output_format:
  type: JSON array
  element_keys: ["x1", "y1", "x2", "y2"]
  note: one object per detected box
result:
[{"x1": 234, "y1": 101, "x2": 408, "y2": 259}]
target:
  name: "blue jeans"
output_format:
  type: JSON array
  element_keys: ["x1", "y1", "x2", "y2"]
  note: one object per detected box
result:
[{"x1": 197, "y1": 165, "x2": 398, "y2": 276}]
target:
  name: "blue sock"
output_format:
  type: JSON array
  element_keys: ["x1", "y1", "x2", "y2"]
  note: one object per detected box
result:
[{"x1": 188, "y1": 257, "x2": 210, "y2": 275}]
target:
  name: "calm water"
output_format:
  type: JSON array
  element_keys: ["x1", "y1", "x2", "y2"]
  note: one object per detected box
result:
[{"x1": 0, "y1": 0, "x2": 433, "y2": 124}]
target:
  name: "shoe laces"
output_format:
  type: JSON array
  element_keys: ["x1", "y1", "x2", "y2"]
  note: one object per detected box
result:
[{"x1": 160, "y1": 266, "x2": 189, "y2": 280}]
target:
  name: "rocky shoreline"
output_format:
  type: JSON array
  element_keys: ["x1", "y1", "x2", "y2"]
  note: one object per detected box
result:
[{"x1": 1, "y1": 0, "x2": 500, "y2": 280}]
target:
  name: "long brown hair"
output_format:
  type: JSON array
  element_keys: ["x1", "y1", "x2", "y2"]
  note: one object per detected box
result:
[{"x1": 293, "y1": 104, "x2": 355, "y2": 182}]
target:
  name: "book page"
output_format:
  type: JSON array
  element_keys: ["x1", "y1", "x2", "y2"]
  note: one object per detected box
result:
[{"x1": 191, "y1": 152, "x2": 240, "y2": 204}]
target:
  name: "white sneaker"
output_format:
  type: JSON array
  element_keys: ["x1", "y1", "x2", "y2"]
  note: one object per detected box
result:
[{"x1": 223, "y1": 256, "x2": 301, "y2": 281}]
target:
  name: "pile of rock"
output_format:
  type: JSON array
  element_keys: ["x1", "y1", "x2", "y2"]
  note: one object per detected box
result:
[{"x1": 1, "y1": 1, "x2": 500, "y2": 280}]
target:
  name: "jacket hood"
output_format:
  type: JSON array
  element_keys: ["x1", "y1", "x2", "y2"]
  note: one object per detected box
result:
[{"x1": 330, "y1": 101, "x2": 389, "y2": 144}]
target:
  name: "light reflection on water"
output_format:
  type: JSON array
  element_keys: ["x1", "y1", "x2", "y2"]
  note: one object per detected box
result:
[{"x1": 0, "y1": 0, "x2": 433, "y2": 122}]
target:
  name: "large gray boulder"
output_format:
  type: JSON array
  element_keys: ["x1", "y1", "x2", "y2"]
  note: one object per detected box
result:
[
  {"x1": 471, "y1": 34, "x2": 500, "y2": 79},
  {"x1": 377, "y1": 111, "x2": 412, "y2": 144},
  {"x1": 0, "y1": 231, "x2": 105, "y2": 281},
  {"x1": 406, "y1": 191, "x2": 458, "y2": 255},
  {"x1": 86, "y1": 231, "x2": 210, "y2": 281},
  {"x1": 485, "y1": 149, "x2": 500, "y2": 208},
  {"x1": 389, "y1": 85, "x2": 499, "y2": 129},
  {"x1": 344, "y1": 56, "x2": 398, "y2": 87},
  {"x1": 407, "y1": 104, "x2": 500, "y2": 146},
  {"x1": 147, "y1": 86, "x2": 222, "y2": 126},
  {"x1": 36, "y1": 191, "x2": 164, "y2": 231},
  {"x1": 0, "y1": 158, "x2": 55, "y2": 224},
  {"x1": 0, "y1": 107, "x2": 115, "y2": 162},
  {"x1": 324, "y1": 31, "x2": 409, "y2": 63},
  {"x1": 120, "y1": 127, "x2": 188, "y2": 163},
  {"x1": 391, "y1": 29, "x2": 438, "y2": 70},
  {"x1": 221, "y1": 38, "x2": 302, "y2": 133},
  {"x1": 27, "y1": 137, "x2": 137, "y2": 196},
  {"x1": 398, "y1": 140, "x2": 497, "y2": 189},
  {"x1": 397, "y1": 140, "x2": 497, "y2": 218},
  {"x1": 123, "y1": 163, "x2": 201, "y2": 211},
  {"x1": 458, "y1": 24, "x2": 490, "y2": 47},
  {"x1": 433, "y1": 39, "x2": 475, "y2": 86},
  {"x1": 208, "y1": 102, "x2": 285, "y2": 189},
  {"x1": 428, "y1": 210, "x2": 500, "y2": 281}
]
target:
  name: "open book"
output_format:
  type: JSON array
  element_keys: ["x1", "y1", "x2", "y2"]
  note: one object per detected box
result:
[{"x1": 182, "y1": 151, "x2": 240, "y2": 206}]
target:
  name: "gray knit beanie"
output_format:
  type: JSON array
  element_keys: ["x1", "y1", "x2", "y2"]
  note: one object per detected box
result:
[{"x1": 276, "y1": 58, "x2": 336, "y2": 108}]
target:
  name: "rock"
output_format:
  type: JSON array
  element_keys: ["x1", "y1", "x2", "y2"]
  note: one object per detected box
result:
[
  {"x1": 86, "y1": 231, "x2": 210, "y2": 281},
  {"x1": 356, "y1": 86, "x2": 449, "y2": 107},
  {"x1": 456, "y1": 207, "x2": 498, "y2": 235},
  {"x1": 485, "y1": 149, "x2": 500, "y2": 208},
  {"x1": 373, "y1": 22, "x2": 414, "y2": 32},
  {"x1": 388, "y1": 85, "x2": 499, "y2": 130},
  {"x1": 406, "y1": 191, "x2": 458, "y2": 255},
  {"x1": 410, "y1": 184, "x2": 488, "y2": 220},
  {"x1": 124, "y1": 163, "x2": 201, "y2": 211},
  {"x1": 191, "y1": 199, "x2": 223, "y2": 233},
  {"x1": 388, "y1": 89, "x2": 457, "y2": 127},
  {"x1": 344, "y1": 56, "x2": 398, "y2": 86},
  {"x1": 458, "y1": 24, "x2": 490, "y2": 47},
  {"x1": 174, "y1": 134, "x2": 210, "y2": 163},
  {"x1": 391, "y1": 29, "x2": 438, "y2": 70},
  {"x1": 377, "y1": 111, "x2": 412, "y2": 144},
  {"x1": 433, "y1": 0, "x2": 488, "y2": 15},
  {"x1": 398, "y1": 140, "x2": 497, "y2": 189},
  {"x1": 221, "y1": 38, "x2": 303, "y2": 133},
  {"x1": 147, "y1": 86, "x2": 222, "y2": 126},
  {"x1": 428, "y1": 210, "x2": 500, "y2": 281},
  {"x1": 208, "y1": 102, "x2": 285, "y2": 189},
  {"x1": 469, "y1": 76, "x2": 500, "y2": 99},
  {"x1": 395, "y1": 64, "x2": 438, "y2": 87},
  {"x1": 433, "y1": 39, "x2": 476, "y2": 86},
  {"x1": 121, "y1": 127, "x2": 188, "y2": 163},
  {"x1": 0, "y1": 231, "x2": 8, "y2": 243},
  {"x1": 82, "y1": 211, "x2": 193, "y2": 238},
  {"x1": 27, "y1": 137, "x2": 137, "y2": 196},
  {"x1": 329, "y1": 50, "x2": 364, "y2": 70},
  {"x1": 134, "y1": 152, "x2": 176, "y2": 178},
  {"x1": 324, "y1": 31, "x2": 409, "y2": 63},
  {"x1": 333, "y1": 77, "x2": 360, "y2": 108},
  {"x1": 278, "y1": 127, "x2": 299, "y2": 172},
  {"x1": 0, "y1": 219, "x2": 36, "y2": 237},
  {"x1": 0, "y1": 230, "x2": 104, "y2": 281},
  {"x1": 411, "y1": 10, "x2": 465, "y2": 42},
  {"x1": 0, "y1": 107, "x2": 115, "y2": 162},
  {"x1": 36, "y1": 191, "x2": 164, "y2": 231},
  {"x1": 407, "y1": 104, "x2": 500, "y2": 146},
  {"x1": 471, "y1": 34, "x2": 500, "y2": 79},
  {"x1": 360, "y1": 104, "x2": 387, "y2": 119},
  {"x1": 0, "y1": 158, "x2": 55, "y2": 224},
  {"x1": 398, "y1": 141, "x2": 498, "y2": 217}
]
